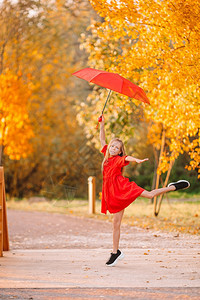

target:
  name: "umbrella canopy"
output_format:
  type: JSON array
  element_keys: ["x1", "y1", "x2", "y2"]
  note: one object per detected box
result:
[{"x1": 72, "y1": 67, "x2": 150, "y2": 104}]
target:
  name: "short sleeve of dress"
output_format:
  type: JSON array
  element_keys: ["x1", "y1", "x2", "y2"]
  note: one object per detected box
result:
[
  {"x1": 101, "y1": 144, "x2": 108, "y2": 157},
  {"x1": 117, "y1": 155, "x2": 130, "y2": 167}
]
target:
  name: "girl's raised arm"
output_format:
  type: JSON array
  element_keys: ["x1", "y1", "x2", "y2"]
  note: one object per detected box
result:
[{"x1": 100, "y1": 115, "x2": 106, "y2": 147}]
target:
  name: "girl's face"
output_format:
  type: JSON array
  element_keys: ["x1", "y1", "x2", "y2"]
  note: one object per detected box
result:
[{"x1": 109, "y1": 141, "x2": 122, "y2": 157}]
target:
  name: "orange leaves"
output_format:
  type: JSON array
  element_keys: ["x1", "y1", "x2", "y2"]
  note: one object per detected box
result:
[
  {"x1": 84, "y1": 0, "x2": 200, "y2": 179},
  {"x1": 0, "y1": 70, "x2": 34, "y2": 160}
]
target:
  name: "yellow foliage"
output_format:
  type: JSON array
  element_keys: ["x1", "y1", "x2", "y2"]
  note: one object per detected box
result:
[
  {"x1": 81, "y1": 0, "x2": 200, "y2": 177},
  {"x1": 0, "y1": 70, "x2": 34, "y2": 160}
]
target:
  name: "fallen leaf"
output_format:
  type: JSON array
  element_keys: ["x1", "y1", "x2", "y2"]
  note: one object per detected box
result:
[{"x1": 174, "y1": 233, "x2": 179, "y2": 237}]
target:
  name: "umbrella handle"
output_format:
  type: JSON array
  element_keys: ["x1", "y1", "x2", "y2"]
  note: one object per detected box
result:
[{"x1": 98, "y1": 89, "x2": 112, "y2": 123}]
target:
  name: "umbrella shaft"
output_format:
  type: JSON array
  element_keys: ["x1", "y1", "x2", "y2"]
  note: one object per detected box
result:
[{"x1": 102, "y1": 89, "x2": 112, "y2": 115}]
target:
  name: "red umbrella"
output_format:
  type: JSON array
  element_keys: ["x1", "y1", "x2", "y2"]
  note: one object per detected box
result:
[{"x1": 72, "y1": 67, "x2": 150, "y2": 122}]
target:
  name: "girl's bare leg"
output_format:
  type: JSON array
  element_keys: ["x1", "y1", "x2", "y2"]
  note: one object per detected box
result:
[
  {"x1": 141, "y1": 185, "x2": 175, "y2": 199},
  {"x1": 112, "y1": 187, "x2": 176, "y2": 252},
  {"x1": 113, "y1": 209, "x2": 124, "y2": 253}
]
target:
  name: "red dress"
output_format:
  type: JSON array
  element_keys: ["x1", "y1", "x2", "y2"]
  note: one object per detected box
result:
[{"x1": 101, "y1": 145, "x2": 144, "y2": 214}]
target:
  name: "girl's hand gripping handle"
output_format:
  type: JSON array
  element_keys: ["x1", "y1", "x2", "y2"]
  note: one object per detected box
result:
[
  {"x1": 96, "y1": 114, "x2": 104, "y2": 129},
  {"x1": 99, "y1": 114, "x2": 105, "y2": 123}
]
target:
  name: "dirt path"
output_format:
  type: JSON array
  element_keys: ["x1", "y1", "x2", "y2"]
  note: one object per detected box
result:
[
  {"x1": 1, "y1": 209, "x2": 199, "y2": 299},
  {"x1": 7, "y1": 209, "x2": 199, "y2": 250},
  {"x1": 1, "y1": 287, "x2": 200, "y2": 300}
]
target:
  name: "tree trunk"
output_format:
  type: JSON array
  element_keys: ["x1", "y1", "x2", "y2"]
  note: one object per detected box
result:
[
  {"x1": 151, "y1": 147, "x2": 159, "y2": 203},
  {"x1": 154, "y1": 158, "x2": 175, "y2": 216},
  {"x1": 153, "y1": 127, "x2": 165, "y2": 216}
]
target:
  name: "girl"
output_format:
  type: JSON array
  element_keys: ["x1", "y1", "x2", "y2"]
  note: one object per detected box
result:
[{"x1": 100, "y1": 115, "x2": 190, "y2": 267}]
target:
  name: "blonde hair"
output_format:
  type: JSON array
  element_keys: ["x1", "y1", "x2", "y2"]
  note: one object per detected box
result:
[{"x1": 102, "y1": 138, "x2": 126, "y2": 173}]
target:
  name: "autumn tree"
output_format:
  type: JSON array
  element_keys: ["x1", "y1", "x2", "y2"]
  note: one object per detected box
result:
[
  {"x1": 80, "y1": 0, "x2": 200, "y2": 182},
  {"x1": 0, "y1": 70, "x2": 34, "y2": 163},
  {"x1": 75, "y1": 0, "x2": 200, "y2": 213},
  {"x1": 1, "y1": 0, "x2": 102, "y2": 198}
]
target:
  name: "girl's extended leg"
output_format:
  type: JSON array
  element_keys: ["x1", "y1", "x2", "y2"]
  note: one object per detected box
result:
[
  {"x1": 113, "y1": 209, "x2": 124, "y2": 253},
  {"x1": 141, "y1": 185, "x2": 175, "y2": 199}
]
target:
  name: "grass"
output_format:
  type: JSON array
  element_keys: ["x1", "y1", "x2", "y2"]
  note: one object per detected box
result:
[{"x1": 7, "y1": 193, "x2": 200, "y2": 235}]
